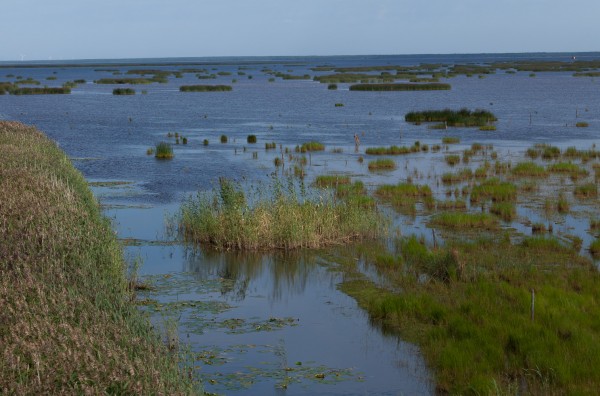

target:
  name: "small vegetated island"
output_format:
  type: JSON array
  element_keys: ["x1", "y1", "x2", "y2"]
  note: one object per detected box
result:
[
  {"x1": 112, "y1": 88, "x2": 135, "y2": 95},
  {"x1": 405, "y1": 108, "x2": 497, "y2": 127},
  {"x1": 349, "y1": 83, "x2": 451, "y2": 91},
  {"x1": 179, "y1": 85, "x2": 233, "y2": 92}
]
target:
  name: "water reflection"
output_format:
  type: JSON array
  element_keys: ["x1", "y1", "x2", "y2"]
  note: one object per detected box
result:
[{"x1": 183, "y1": 248, "x2": 319, "y2": 302}]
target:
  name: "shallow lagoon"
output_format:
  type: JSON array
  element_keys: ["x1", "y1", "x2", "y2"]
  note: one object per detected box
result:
[{"x1": 2, "y1": 53, "x2": 599, "y2": 394}]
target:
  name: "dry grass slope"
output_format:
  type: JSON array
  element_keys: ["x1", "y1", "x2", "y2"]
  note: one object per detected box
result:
[{"x1": 0, "y1": 121, "x2": 197, "y2": 394}]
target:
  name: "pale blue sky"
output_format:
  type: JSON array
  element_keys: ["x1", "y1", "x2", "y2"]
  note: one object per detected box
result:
[{"x1": 1, "y1": 0, "x2": 598, "y2": 61}]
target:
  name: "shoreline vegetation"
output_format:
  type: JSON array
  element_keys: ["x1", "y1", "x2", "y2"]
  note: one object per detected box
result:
[
  {"x1": 0, "y1": 122, "x2": 197, "y2": 394},
  {"x1": 339, "y1": 234, "x2": 600, "y2": 394}
]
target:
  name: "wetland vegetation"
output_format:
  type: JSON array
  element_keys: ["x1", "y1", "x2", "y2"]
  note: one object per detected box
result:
[
  {"x1": 179, "y1": 84, "x2": 232, "y2": 92},
  {"x1": 349, "y1": 83, "x2": 451, "y2": 91}
]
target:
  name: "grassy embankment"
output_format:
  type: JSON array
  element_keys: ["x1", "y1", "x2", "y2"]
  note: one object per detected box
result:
[{"x1": 0, "y1": 122, "x2": 198, "y2": 394}]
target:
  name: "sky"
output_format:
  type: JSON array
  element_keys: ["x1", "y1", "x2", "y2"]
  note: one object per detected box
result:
[{"x1": 1, "y1": 0, "x2": 598, "y2": 61}]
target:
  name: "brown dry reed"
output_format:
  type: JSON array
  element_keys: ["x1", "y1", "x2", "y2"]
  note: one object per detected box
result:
[{"x1": 0, "y1": 122, "x2": 198, "y2": 395}]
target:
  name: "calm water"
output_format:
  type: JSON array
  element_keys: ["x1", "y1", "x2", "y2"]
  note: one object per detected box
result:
[{"x1": 2, "y1": 53, "x2": 600, "y2": 394}]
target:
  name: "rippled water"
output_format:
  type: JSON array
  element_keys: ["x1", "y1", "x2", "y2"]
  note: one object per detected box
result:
[{"x1": 2, "y1": 53, "x2": 599, "y2": 394}]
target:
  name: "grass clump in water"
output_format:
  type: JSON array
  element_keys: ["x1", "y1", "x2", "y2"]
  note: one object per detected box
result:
[
  {"x1": 154, "y1": 142, "x2": 174, "y2": 159},
  {"x1": 179, "y1": 85, "x2": 232, "y2": 92},
  {"x1": 178, "y1": 177, "x2": 386, "y2": 250},
  {"x1": 470, "y1": 178, "x2": 517, "y2": 203},
  {"x1": 112, "y1": 88, "x2": 135, "y2": 95},
  {"x1": 429, "y1": 212, "x2": 499, "y2": 230},
  {"x1": 442, "y1": 136, "x2": 460, "y2": 144},
  {"x1": 297, "y1": 141, "x2": 325, "y2": 152},
  {"x1": 511, "y1": 161, "x2": 548, "y2": 177},
  {"x1": 368, "y1": 158, "x2": 396, "y2": 170},
  {"x1": 247, "y1": 134, "x2": 257, "y2": 144},
  {"x1": 576, "y1": 122, "x2": 589, "y2": 128},
  {"x1": 490, "y1": 202, "x2": 516, "y2": 221},
  {"x1": 548, "y1": 162, "x2": 589, "y2": 179},
  {"x1": 445, "y1": 155, "x2": 461, "y2": 166},
  {"x1": 366, "y1": 145, "x2": 415, "y2": 155},
  {"x1": 574, "y1": 183, "x2": 598, "y2": 198},
  {"x1": 350, "y1": 83, "x2": 451, "y2": 91},
  {"x1": 405, "y1": 108, "x2": 497, "y2": 127},
  {"x1": 314, "y1": 175, "x2": 351, "y2": 187},
  {"x1": 0, "y1": 121, "x2": 198, "y2": 394}
]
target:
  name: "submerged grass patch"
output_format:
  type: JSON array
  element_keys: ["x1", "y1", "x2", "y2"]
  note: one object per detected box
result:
[
  {"x1": 179, "y1": 177, "x2": 386, "y2": 250},
  {"x1": 0, "y1": 121, "x2": 197, "y2": 394}
]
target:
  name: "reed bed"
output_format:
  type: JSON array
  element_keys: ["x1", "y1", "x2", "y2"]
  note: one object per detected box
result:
[
  {"x1": 0, "y1": 121, "x2": 197, "y2": 394},
  {"x1": 178, "y1": 177, "x2": 386, "y2": 250}
]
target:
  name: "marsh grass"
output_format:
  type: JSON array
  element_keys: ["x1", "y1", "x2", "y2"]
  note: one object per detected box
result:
[
  {"x1": 574, "y1": 183, "x2": 598, "y2": 198},
  {"x1": 349, "y1": 83, "x2": 451, "y2": 91},
  {"x1": 470, "y1": 178, "x2": 517, "y2": 203},
  {"x1": 441, "y1": 168, "x2": 473, "y2": 184},
  {"x1": 179, "y1": 85, "x2": 232, "y2": 92},
  {"x1": 548, "y1": 162, "x2": 589, "y2": 179},
  {"x1": 341, "y1": 234, "x2": 598, "y2": 395},
  {"x1": 368, "y1": 158, "x2": 396, "y2": 171},
  {"x1": 445, "y1": 155, "x2": 461, "y2": 166},
  {"x1": 220, "y1": 134, "x2": 228, "y2": 143},
  {"x1": 406, "y1": 108, "x2": 497, "y2": 127},
  {"x1": 429, "y1": 212, "x2": 499, "y2": 230},
  {"x1": 247, "y1": 135, "x2": 257, "y2": 144},
  {"x1": 297, "y1": 141, "x2": 325, "y2": 152},
  {"x1": 155, "y1": 142, "x2": 174, "y2": 159},
  {"x1": 178, "y1": 177, "x2": 386, "y2": 250},
  {"x1": 511, "y1": 161, "x2": 548, "y2": 177},
  {"x1": 314, "y1": 175, "x2": 351, "y2": 187},
  {"x1": 0, "y1": 121, "x2": 197, "y2": 394},
  {"x1": 112, "y1": 88, "x2": 135, "y2": 95},
  {"x1": 442, "y1": 137, "x2": 460, "y2": 144},
  {"x1": 490, "y1": 202, "x2": 516, "y2": 221},
  {"x1": 366, "y1": 144, "x2": 419, "y2": 155},
  {"x1": 576, "y1": 122, "x2": 589, "y2": 128}
]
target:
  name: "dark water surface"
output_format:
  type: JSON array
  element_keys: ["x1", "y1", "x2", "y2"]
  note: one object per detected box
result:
[{"x1": 2, "y1": 53, "x2": 600, "y2": 394}]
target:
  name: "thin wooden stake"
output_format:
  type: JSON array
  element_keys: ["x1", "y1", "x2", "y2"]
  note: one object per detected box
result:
[{"x1": 531, "y1": 288, "x2": 535, "y2": 322}]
